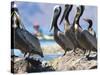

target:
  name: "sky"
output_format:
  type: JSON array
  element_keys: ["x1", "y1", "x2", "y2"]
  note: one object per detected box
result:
[{"x1": 14, "y1": 1, "x2": 97, "y2": 35}]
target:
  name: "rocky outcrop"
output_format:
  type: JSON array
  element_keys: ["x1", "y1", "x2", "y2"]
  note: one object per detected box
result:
[
  {"x1": 48, "y1": 49, "x2": 97, "y2": 71},
  {"x1": 11, "y1": 57, "x2": 55, "y2": 74},
  {"x1": 11, "y1": 49, "x2": 97, "y2": 74}
]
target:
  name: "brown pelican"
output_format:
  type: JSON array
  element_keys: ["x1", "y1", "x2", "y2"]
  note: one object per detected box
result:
[
  {"x1": 11, "y1": 2, "x2": 44, "y2": 58},
  {"x1": 50, "y1": 5, "x2": 74, "y2": 56},
  {"x1": 83, "y1": 18, "x2": 96, "y2": 37},
  {"x1": 74, "y1": 5, "x2": 97, "y2": 58},
  {"x1": 59, "y1": 4, "x2": 82, "y2": 53}
]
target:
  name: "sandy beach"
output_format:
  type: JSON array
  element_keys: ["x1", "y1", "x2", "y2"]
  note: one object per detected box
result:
[{"x1": 41, "y1": 44, "x2": 64, "y2": 54}]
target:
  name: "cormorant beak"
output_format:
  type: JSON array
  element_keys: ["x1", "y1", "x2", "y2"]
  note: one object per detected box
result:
[
  {"x1": 59, "y1": 5, "x2": 69, "y2": 25},
  {"x1": 83, "y1": 18, "x2": 88, "y2": 22},
  {"x1": 83, "y1": 18, "x2": 92, "y2": 29}
]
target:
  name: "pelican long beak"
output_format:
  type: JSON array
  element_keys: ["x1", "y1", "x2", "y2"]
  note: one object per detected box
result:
[
  {"x1": 50, "y1": 13, "x2": 61, "y2": 32},
  {"x1": 59, "y1": 5, "x2": 69, "y2": 25},
  {"x1": 50, "y1": 6, "x2": 61, "y2": 31},
  {"x1": 49, "y1": 13, "x2": 56, "y2": 31}
]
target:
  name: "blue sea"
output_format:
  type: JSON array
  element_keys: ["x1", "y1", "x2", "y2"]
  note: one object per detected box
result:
[
  {"x1": 12, "y1": 40, "x2": 63, "y2": 61},
  {"x1": 40, "y1": 40, "x2": 56, "y2": 46}
]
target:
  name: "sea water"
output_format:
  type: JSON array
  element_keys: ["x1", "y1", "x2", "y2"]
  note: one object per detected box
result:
[{"x1": 12, "y1": 40, "x2": 63, "y2": 61}]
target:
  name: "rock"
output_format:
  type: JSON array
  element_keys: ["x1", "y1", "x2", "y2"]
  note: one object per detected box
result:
[
  {"x1": 11, "y1": 49, "x2": 97, "y2": 73},
  {"x1": 11, "y1": 58, "x2": 28, "y2": 73},
  {"x1": 48, "y1": 49, "x2": 97, "y2": 71},
  {"x1": 11, "y1": 57, "x2": 55, "y2": 74}
]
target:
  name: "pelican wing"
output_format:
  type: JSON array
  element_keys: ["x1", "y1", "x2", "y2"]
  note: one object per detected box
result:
[
  {"x1": 15, "y1": 28, "x2": 43, "y2": 54},
  {"x1": 21, "y1": 29, "x2": 42, "y2": 53},
  {"x1": 15, "y1": 28, "x2": 29, "y2": 50},
  {"x1": 58, "y1": 32, "x2": 74, "y2": 49}
]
